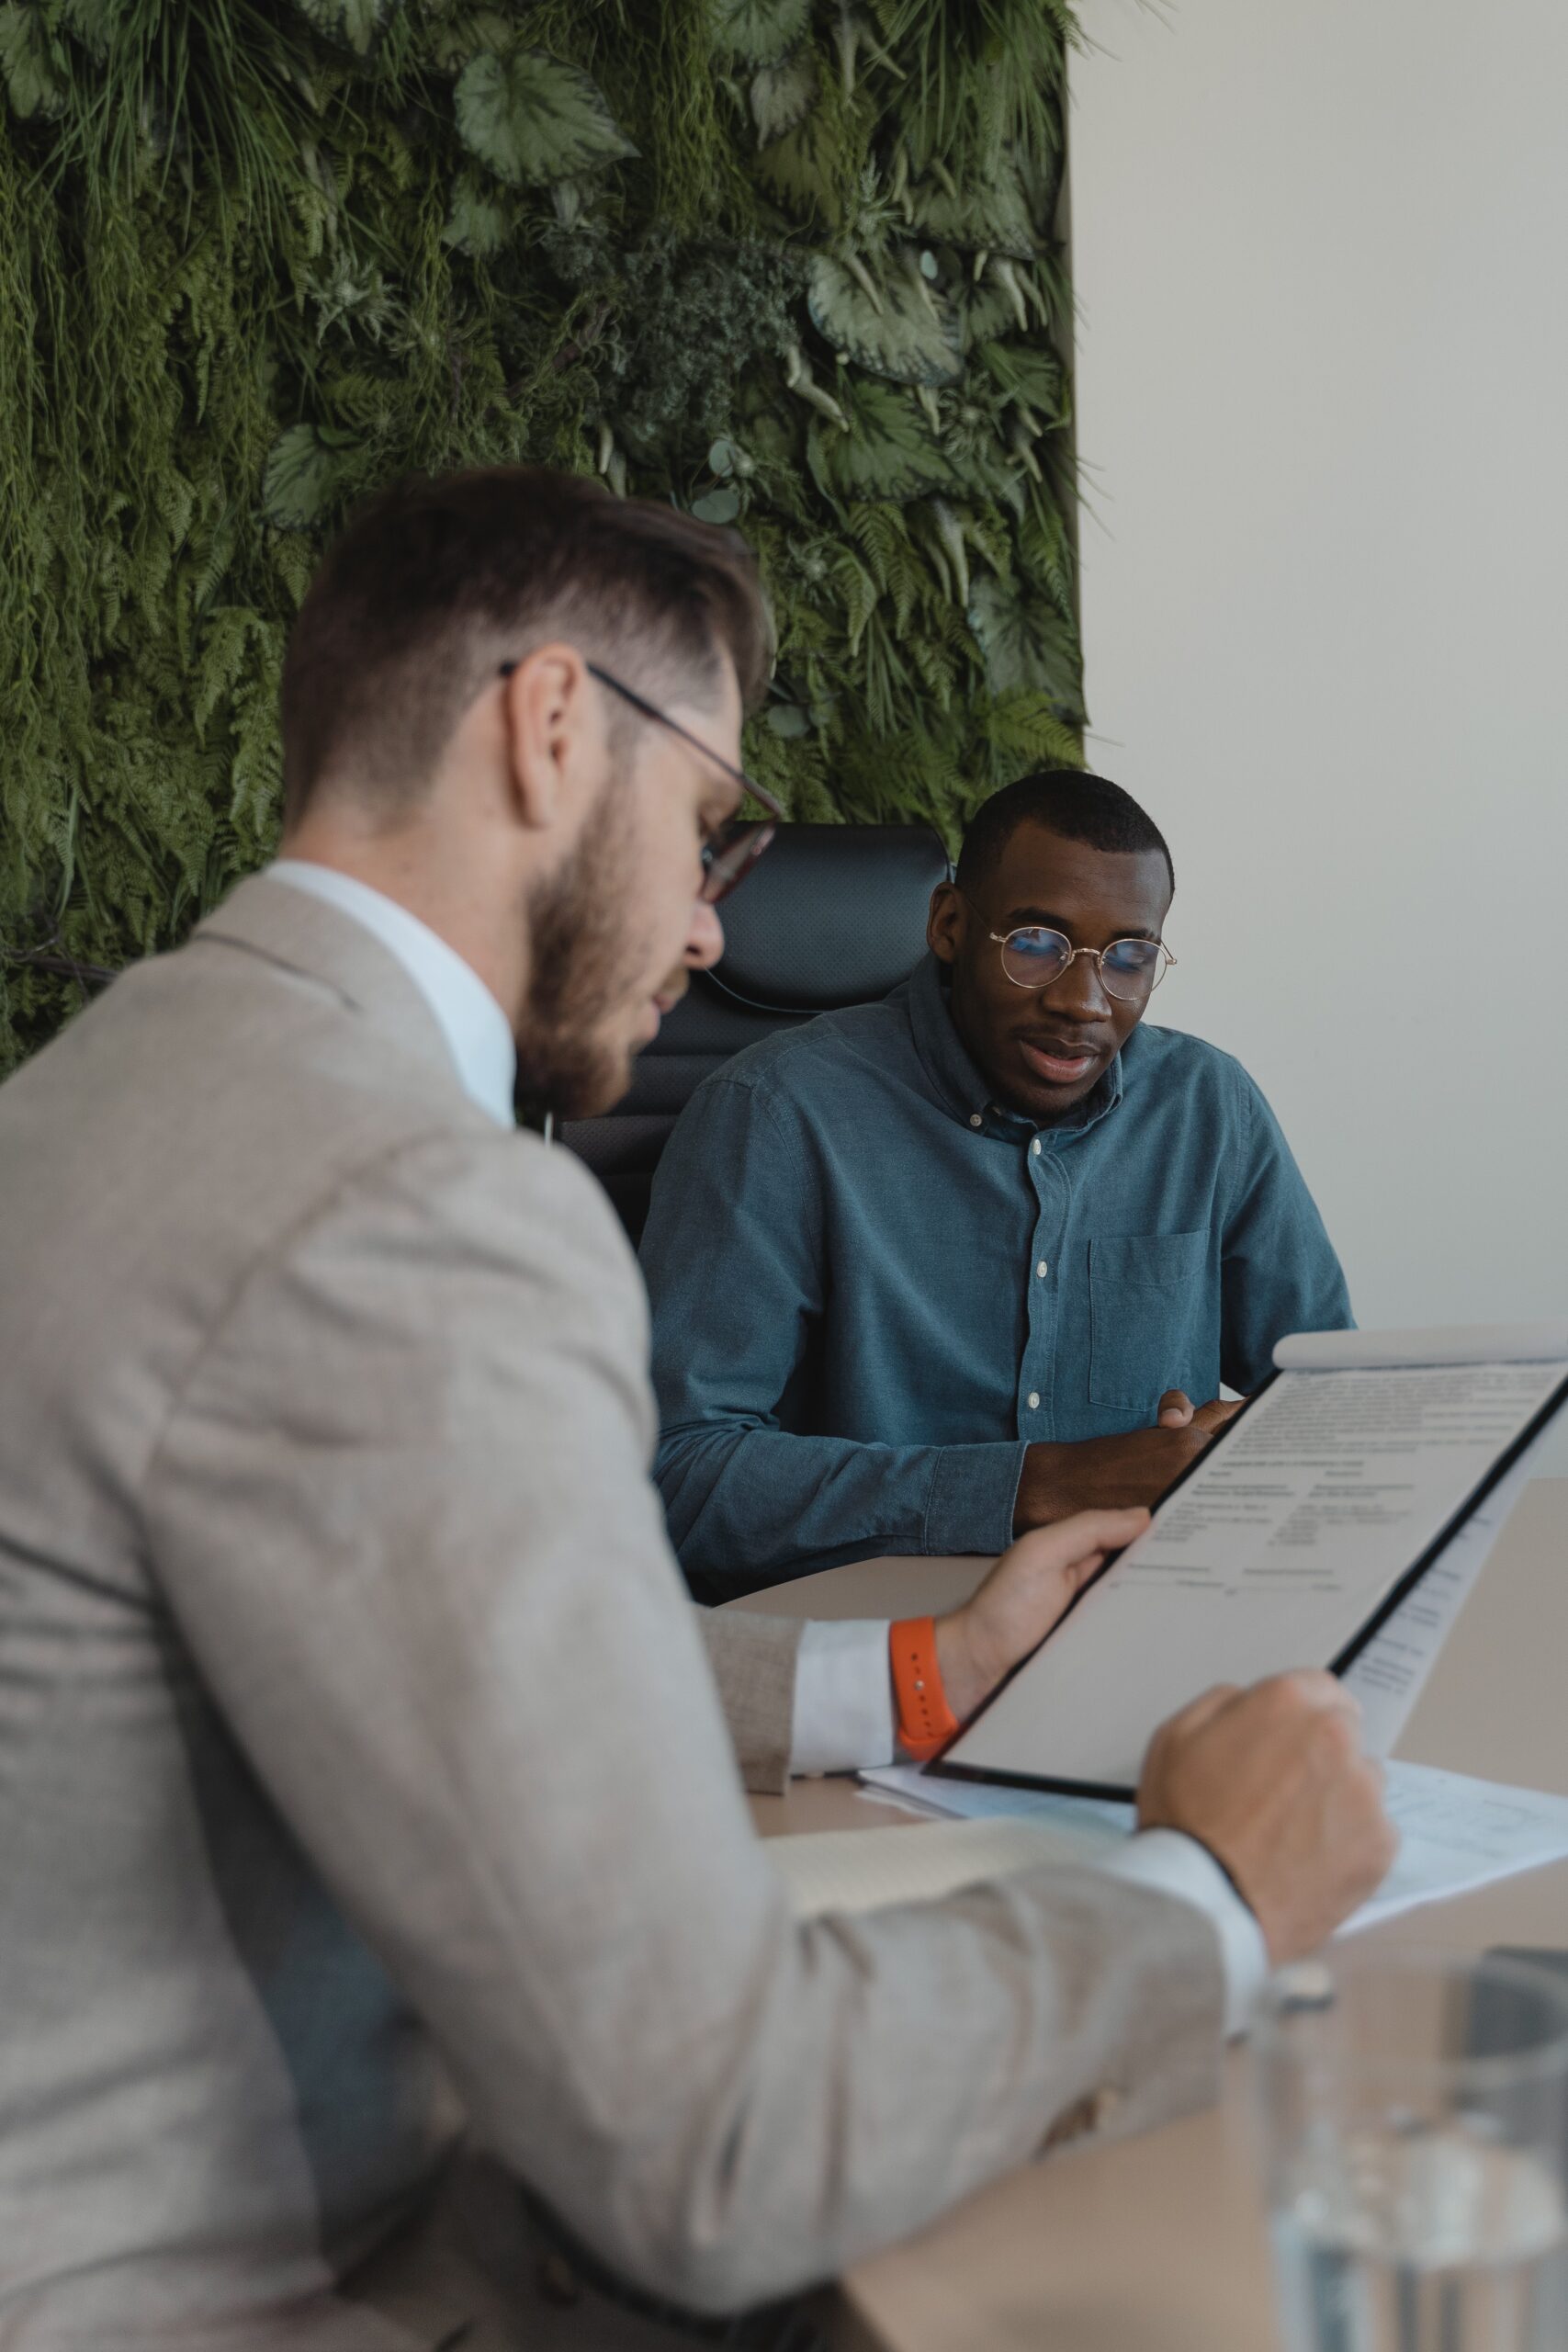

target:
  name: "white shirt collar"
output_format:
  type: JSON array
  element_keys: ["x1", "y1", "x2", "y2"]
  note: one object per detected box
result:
[{"x1": 268, "y1": 861, "x2": 517, "y2": 1128}]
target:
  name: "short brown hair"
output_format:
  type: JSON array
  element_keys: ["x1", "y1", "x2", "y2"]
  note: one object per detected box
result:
[{"x1": 279, "y1": 466, "x2": 772, "y2": 825}]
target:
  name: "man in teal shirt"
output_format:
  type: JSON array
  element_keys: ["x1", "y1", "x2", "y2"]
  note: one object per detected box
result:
[{"x1": 641, "y1": 770, "x2": 1351, "y2": 1595}]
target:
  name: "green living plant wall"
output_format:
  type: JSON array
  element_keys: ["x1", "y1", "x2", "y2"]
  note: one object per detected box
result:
[{"x1": 0, "y1": 0, "x2": 1084, "y2": 1070}]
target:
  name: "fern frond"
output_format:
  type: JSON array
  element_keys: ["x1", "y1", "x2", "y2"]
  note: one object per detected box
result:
[{"x1": 0, "y1": 0, "x2": 1082, "y2": 1064}]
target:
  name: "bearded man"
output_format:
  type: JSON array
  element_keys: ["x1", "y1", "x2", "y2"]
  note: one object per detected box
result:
[{"x1": 0, "y1": 468, "x2": 1391, "y2": 2351}]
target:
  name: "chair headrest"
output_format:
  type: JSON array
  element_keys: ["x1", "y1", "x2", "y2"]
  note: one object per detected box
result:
[{"x1": 710, "y1": 823, "x2": 951, "y2": 1012}]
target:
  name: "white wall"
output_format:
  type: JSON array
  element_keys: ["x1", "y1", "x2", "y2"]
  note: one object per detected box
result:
[{"x1": 1068, "y1": 0, "x2": 1568, "y2": 1370}]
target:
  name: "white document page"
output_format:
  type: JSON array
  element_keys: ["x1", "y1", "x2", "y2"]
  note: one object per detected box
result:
[
  {"x1": 1342, "y1": 1432, "x2": 1548, "y2": 1751},
  {"x1": 941, "y1": 1358, "x2": 1565, "y2": 1790},
  {"x1": 1353, "y1": 1761, "x2": 1568, "y2": 1931},
  {"x1": 1275, "y1": 1323, "x2": 1568, "y2": 1371},
  {"x1": 844, "y1": 1762, "x2": 1568, "y2": 1939}
]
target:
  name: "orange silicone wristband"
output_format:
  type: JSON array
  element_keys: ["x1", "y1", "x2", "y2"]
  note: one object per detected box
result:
[{"x1": 890, "y1": 1616, "x2": 960, "y2": 1761}]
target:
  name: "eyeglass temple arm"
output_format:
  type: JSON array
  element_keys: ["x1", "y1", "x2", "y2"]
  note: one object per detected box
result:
[{"x1": 582, "y1": 663, "x2": 785, "y2": 823}]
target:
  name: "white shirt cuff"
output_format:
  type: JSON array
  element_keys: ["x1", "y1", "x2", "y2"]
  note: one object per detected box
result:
[
  {"x1": 1098, "y1": 1829, "x2": 1269, "y2": 2038},
  {"x1": 790, "y1": 1620, "x2": 896, "y2": 1777}
]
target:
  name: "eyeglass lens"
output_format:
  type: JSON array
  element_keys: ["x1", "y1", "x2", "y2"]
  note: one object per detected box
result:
[
  {"x1": 1000, "y1": 927, "x2": 1167, "y2": 1001},
  {"x1": 701, "y1": 820, "x2": 777, "y2": 905}
]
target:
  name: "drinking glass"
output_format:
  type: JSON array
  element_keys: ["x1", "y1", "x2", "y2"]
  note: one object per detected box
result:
[{"x1": 1254, "y1": 1947, "x2": 1568, "y2": 2351}]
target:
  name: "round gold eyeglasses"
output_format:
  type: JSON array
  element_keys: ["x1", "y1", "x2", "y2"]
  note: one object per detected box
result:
[{"x1": 963, "y1": 892, "x2": 1176, "y2": 1003}]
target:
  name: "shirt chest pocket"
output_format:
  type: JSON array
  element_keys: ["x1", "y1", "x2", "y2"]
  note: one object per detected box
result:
[{"x1": 1089, "y1": 1228, "x2": 1211, "y2": 1413}]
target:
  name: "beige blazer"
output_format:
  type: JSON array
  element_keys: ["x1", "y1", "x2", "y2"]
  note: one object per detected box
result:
[{"x1": 0, "y1": 876, "x2": 1223, "y2": 2351}]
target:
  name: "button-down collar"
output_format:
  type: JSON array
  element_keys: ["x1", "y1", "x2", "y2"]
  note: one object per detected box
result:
[
  {"x1": 642, "y1": 950, "x2": 1354, "y2": 1583},
  {"x1": 902, "y1": 950, "x2": 1124, "y2": 1145}
]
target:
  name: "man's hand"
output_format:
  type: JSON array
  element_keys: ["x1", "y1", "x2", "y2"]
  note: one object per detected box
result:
[
  {"x1": 1137, "y1": 1674, "x2": 1398, "y2": 1963},
  {"x1": 1013, "y1": 1392, "x2": 1244, "y2": 1532},
  {"x1": 933, "y1": 1509, "x2": 1150, "y2": 1723}
]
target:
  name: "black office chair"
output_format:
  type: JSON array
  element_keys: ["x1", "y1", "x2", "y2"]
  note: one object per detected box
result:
[{"x1": 558, "y1": 823, "x2": 952, "y2": 1243}]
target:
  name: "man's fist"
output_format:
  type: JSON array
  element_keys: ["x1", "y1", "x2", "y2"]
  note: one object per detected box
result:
[
  {"x1": 1136, "y1": 1673, "x2": 1398, "y2": 1962},
  {"x1": 1013, "y1": 1394, "x2": 1243, "y2": 1532}
]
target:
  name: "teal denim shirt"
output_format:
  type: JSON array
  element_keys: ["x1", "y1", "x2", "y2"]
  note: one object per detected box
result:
[{"x1": 641, "y1": 954, "x2": 1352, "y2": 1595}]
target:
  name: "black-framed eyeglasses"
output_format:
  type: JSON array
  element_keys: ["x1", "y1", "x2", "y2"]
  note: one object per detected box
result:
[
  {"x1": 960, "y1": 890, "x2": 1176, "y2": 1003},
  {"x1": 497, "y1": 657, "x2": 782, "y2": 904}
]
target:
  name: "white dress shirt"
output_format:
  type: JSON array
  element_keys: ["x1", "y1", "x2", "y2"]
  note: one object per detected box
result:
[
  {"x1": 270, "y1": 861, "x2": 518, "y2": 1121},
  {"x1": 268, "y1": 860, "x2": 1268, "y2": 2030}
]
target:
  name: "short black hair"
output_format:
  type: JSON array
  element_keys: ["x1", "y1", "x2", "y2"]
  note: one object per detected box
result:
[{"x1": 955, "y1": 769, "x2": 1175, "y2": 899}]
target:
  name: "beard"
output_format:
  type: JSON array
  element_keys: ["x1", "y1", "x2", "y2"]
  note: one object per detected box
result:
[{"x1": 513, "y1": 795, "x2": 657, "y2": 1124}]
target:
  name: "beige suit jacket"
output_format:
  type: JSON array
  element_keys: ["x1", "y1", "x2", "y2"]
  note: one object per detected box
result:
[{"x1": 0, "y1": 876, "x2": 1223, "y2": 2350}]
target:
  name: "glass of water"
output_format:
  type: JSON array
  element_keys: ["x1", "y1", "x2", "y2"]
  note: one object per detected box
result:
[{"x1": 1255, "y1": 1948, "x2": 1568, "y2": 2352}]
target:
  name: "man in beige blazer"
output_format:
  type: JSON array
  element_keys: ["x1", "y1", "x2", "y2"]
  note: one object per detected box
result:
[{"x1": 0, "y1": 468, "x2": 1393, "y2": 2351}]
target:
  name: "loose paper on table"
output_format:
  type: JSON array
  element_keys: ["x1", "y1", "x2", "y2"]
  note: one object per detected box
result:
[{"x1": 769, "y1": 1760, "x2": 1568, "y2": 1941}]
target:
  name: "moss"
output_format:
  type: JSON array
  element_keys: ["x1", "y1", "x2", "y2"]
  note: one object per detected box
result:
[{"x1": 0, "y1": 0, "x2": 1081, "y2": 1069}]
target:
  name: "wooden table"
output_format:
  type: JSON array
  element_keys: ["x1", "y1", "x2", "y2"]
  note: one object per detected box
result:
[{"x1": 729, "y1": 1479, "x2": 1568, "y2": 2352}]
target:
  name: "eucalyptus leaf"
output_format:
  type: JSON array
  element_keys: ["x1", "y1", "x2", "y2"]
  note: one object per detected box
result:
[
  {"x1": 707, "y1": 437, "x2": 739, "y2": 476},
  {"x1": 967, "y1": 574, "x2": 1083, "y2": 713},
  {"x1": 806, "y1": 378, "x2": 957, "y2": 505},
  {"x1": 289, "y1": 0, "x2": 400, "y2": 60},
  {"x1": 455, "y1": 44, "x2": 637, "y2": 187},
  {"x1": 765, "y1": 702, "x2": 812, "y2": 736},
  {"x1": 261, "y1": 424, "x2": 348, "y2": 530},
  {"x1": 750, "y1": 45, "x2": 817, "y2": 143},
  {"x1": 709, "y1": 0, "x2": 810, "y2": 65},
  {"x1": 692, "y1": 487, "x2": 741, "y2": 525},
  {"x1": 443, "y1": 174, "x2": 509, "y2": 257},
  {"x1": 0, "y1": 3, "x2": 64, "y2": 122},
  {"x1": 807, "y1": 251, "x2": 964, "y2": 389}
]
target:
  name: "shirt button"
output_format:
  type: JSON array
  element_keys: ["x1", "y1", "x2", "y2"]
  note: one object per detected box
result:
[
  {"x1": 1027, "y1": 1391, "x2": 1041, "y2": 1410},
  {"x1": 969, "y1": 1113, "x2": 983, "y2": 1129},
  {"x1": 1036, "y1": 1260, "x2": 1049, "y2": 1279},
  {"x1": 1031, "y1": 1137, "x2": 1042, "y2": 1158}
]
